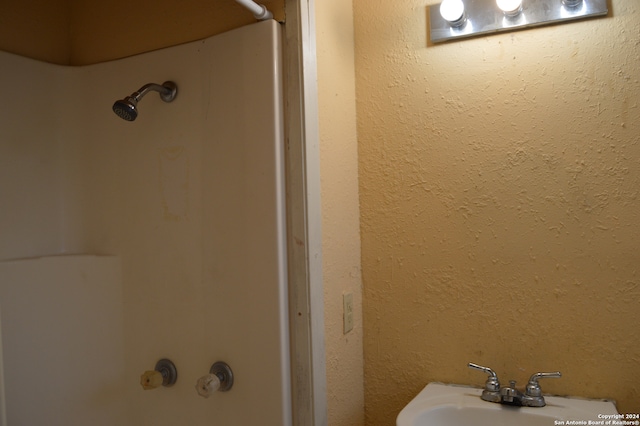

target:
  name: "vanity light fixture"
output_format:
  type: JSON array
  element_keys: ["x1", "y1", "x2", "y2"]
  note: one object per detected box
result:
[
  {"x1": 429, "y1": 0, "x2": 608, "y2": 43},
  {"x1": 496, "y1": 0, "x2": 523, "y2": 16},
  {"x1": 439, "y1": 0, "x2": 467, "y2": 27}
]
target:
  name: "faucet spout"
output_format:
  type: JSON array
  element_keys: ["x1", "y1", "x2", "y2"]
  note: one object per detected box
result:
[{"x1": 500, "y1": 380, "x2": 524, "y2": 405}]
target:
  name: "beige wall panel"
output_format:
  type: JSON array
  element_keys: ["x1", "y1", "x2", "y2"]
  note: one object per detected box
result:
[{"x1": 316, "y1": 0, "x2": 365, "y2": 425}]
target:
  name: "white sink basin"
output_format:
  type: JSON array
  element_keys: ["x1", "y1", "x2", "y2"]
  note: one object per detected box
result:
[{"x1": 397, "y1": 383, "x2": 619, "y2": 426}]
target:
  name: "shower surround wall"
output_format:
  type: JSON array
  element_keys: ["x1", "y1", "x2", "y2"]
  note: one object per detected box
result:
[{"x1": 0, "y1": 20, "x2": 291, "y2": 426}]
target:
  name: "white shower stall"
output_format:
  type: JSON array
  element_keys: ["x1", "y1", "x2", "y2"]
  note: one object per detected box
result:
[{"x1": 0, "y1": 20, "x2": 291, "y2": 425}]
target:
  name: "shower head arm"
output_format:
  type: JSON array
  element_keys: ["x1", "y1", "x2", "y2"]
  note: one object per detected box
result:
[
  {"x1": 130, "y1": 81, "x2": 178, "y2": 103},
  {"x1": 113, "y1": 80, "x2": 178, "y2": 122}
]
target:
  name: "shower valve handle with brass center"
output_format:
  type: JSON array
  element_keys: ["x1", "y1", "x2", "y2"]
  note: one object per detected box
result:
[{"x1": 140, "y1": 358, "x2": 178, "y2": 390}]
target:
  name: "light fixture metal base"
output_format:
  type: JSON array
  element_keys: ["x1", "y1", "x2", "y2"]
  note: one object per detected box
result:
[{"x1": 429, "y1": 0, "x2": 608, "y2": 44}]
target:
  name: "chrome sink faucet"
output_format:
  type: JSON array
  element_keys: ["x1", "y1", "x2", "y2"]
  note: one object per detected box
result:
[{"x1": 468, "y1": 363, "x2": 562, "y2": 407}]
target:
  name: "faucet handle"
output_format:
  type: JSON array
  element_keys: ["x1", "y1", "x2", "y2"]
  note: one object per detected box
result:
[
  {"x1": 468, "y1": 362, "x2": 500, "y2": 391},
  {"x1": 526, "y1": 371, "x2": 562, "y2": 397}
]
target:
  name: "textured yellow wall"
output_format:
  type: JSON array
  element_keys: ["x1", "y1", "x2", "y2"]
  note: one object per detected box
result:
[
  {"x1": 354, "y1": 0, "x2": 640, "y2": 423},
  {"x1": 316, "y1": 0, "x2": 365, "y2": 425}
]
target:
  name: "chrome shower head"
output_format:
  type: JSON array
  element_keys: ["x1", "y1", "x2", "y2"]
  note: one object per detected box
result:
[
  {"x1": 113, "y1": 96, "x2": 139, "y2": 121},
  {"x1": 112, "y1": 81, "x2": 178, "y2": 122}
]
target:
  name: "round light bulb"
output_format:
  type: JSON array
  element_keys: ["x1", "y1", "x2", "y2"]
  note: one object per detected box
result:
[
  {"x1": 496, "y1": 0, "x2": 523, "y2": 16},
  {"x1": 440, "y1": 0, "x2": 466, "y2": 26}
]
